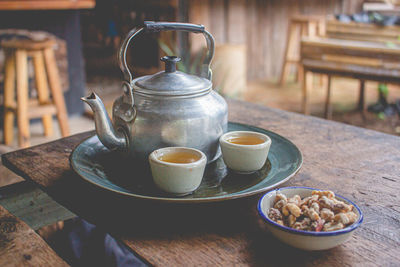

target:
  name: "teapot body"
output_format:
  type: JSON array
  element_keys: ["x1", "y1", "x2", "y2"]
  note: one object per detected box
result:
[
  {"x1": 112, "y1": 89, "x2": 228, "y2": 162},
  {"x1": 84, "y1": 22, "x2": 229, "y2": 163}
]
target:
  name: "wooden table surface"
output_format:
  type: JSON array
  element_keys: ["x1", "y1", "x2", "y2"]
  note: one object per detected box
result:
[
  {"x1": 2, "y1": 99, "x2": 400, "y2": 266},
  {"x1": 0, "y1": 205, "x2": 69, "y2": 267}
]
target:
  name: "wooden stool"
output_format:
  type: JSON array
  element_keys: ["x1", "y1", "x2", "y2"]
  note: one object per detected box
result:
[
  {"x1": 280, "y1": 15, "x2": 325, "y2": 85},
  {"x1": 2, "y1": 38, "x2": 70, "y2": 147}
]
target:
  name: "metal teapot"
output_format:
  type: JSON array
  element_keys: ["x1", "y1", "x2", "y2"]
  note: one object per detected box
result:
[{"x1": 82, "y1": 21, "x2": 228, "y2": 163}]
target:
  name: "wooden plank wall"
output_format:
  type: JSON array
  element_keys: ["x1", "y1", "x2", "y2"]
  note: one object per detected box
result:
[{"x1": 187, "y1": 0, "x2": 363, "y2": 81}]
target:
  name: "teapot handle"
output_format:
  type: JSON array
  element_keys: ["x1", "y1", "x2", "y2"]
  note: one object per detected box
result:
[{"x1": 119, "y1": 21, "x2": 215, "y2": 85}]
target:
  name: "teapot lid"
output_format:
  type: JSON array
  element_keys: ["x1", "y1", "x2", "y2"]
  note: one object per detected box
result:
[{"x1": 133, "y1": 56, "x2": 212, "y2": 96}]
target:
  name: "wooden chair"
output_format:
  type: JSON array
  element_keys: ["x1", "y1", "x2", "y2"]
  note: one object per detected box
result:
[
  {"x1": 300, "y1": 37, "x2": 400, "y2": 118},
  {"x1": 1, "y1": 38, "x2": 70, "y2": 147},
  {"x1": 280, "y1": 14, "x2": 326, "y2": 85}
]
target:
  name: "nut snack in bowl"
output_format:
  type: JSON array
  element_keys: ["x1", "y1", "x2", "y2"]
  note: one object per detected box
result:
[{"x1": 258, "y1": 187, "x2": 363, "y2": 250}]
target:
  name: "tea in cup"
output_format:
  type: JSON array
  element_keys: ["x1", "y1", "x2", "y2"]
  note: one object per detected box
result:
[
  {"x1": 219, "y1": 131, "x2": 271, "y2": 173},
  {"x1": 149, "y1": 147, "x2": 207, "y2": 195}
]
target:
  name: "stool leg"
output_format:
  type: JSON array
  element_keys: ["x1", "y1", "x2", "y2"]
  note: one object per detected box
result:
[
  {"x1": 32, "y1": 51, "x2": 54, "y2": 137},
  {"x1": 307, "y1": 21, "x2": 317, "y2": 37},
  {"x1": 297, "y1": 62, "x2": 304, "y2": 85},
  {"x1": 317, "y1": 19, "x2": 326, "y2": 37},
  {"x1": 280, "y1": 22, "x2": 295, "y2": 86},
  {"x1": 15, "y1": 50, "x2": 30, "y2": 148},
  {"x1": 302, "y1": 70, "x2": 313, "y2": 115},
  {"x1": 324, "y1": 76, "x2": 332, "y2": 119},
  {"x1": 3, "y1": 52, "x2": 16, "y2": 145},
  {"x1": 297, "y1": 23, "x2": 310, "y2": 84},
  {"x1": 43, "y1": 48, "x2": 70, "y2": 137}
]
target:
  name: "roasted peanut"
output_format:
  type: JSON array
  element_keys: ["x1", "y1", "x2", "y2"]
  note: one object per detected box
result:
[
  {"x1": 287, "y1": 214, "x2": 296, "y2": 226},
  {"x1": 268, "y1": 208, "x2": 282, "y2": 222},
  {"x1": 322, "y1": 190, "x2": 335, "y2": 199},
  {"x1": 312, "y1": 190, "x2": 334, "y2": 199},
  {"x1": 286, "y1": 203, "x2": 302, "y2": 217},
  {"x1": 319, "y1": 196, "x2": 334, "y2": 209},
  {"x1": 274, "y1": 199, "x2": 287, "y2": 209},
  {"x1": 334, "y1": 213, "x2": 350, "y2": 225},
  {"x1": 274, "y1": 193, "x2": 287, "y2": 204},
  {"x1": 308, "y1": 209, "x2": 321, "y2": 221},
  {"x1": 309, "y1": 194, "x2": 319, "y2": 204},
  {"x1": 334, "y1": 212, "x2": 358, "y2": 225},
  {"x1": 320, "y1": 208, "x2": 334, "y2": 221},
  {"x1": 346, "y1": 212, "x2": 358, "y2": 224},
  {"x1": 293, "y1": 217, "x2": 311, "y2": 230},
  {"x1": 310, "y1": 202, "x2": 320, "y2": 213},
  {"x1": 311, "y1": 219, "x2": 325, "y2": 232},
  {"x1": 311, "y1": 190, "x2": 320, "y2": 196},
  {"x1": 281, "y1": 205, "x2": 290, "y2": 216},
  {"x1": 288, "y1": 195, "x2": 301, "y2": 206},
  {"x1": 323, "y1": 222, "x2": 344, "y2": 231},
  {"x1": 300, "y1": 196, "x2": 312, "y2": 207}
]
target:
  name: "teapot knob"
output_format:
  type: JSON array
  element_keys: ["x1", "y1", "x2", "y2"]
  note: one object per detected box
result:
[{"x1": 161, "y1": 56, "x2": 181, "y2": 73}]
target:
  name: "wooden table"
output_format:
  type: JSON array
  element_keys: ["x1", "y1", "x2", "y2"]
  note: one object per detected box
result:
[{"x1": 1, "y1": 99, "x2": 400, "y2": 266}]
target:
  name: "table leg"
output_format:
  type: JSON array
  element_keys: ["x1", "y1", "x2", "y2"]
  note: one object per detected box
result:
[
  {"x1": 324, "y1": 75, "x2": 332, "y2": 119},
  {"x1": 358, "y1": 80, "x2": 366, "y2": 116}
]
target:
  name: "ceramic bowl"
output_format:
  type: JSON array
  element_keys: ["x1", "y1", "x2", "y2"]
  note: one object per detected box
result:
[
  {"x1": 219, "y1": 131, "x2": 271, "y2": 173},
  {"x1": 258, "y1": 186, "x2": 363, "y2": 250},
  {"x1": 149, "y1": 147, "x2": 207, "y2": 196}
]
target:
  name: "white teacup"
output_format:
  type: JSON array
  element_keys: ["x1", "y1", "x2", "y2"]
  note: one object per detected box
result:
[
  {"x1": 149, "y1": 147, "x2": 207, "y2": 196},
  {"x1": 219, "y1": 131, "x2": 271, "y2": 173}
]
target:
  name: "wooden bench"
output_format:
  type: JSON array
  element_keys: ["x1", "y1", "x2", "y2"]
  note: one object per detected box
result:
[
  {"x1": 0, "y1": 204, "x2": 69, "y2": 266},
  {"x1": 326, "y1": 19, "x2": 400, "y2": 45},
  {"x1": 300, "y1": 36, "x2": 400, "y2": 118}
]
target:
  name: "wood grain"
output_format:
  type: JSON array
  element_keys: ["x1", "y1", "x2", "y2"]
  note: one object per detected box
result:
[
  {"x1": 0, "y1": 182, "x2": 76, "y2": 230},
  {"x1": 0, "y1": 205, "x2": 69, "y2": 267},
  {"x1": 2, "y1": 100, "x2": 400, "y2": 266}
]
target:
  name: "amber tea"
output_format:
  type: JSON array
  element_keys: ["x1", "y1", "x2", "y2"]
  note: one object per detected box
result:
[
  {"x1": 227, "y1": 135, "x2": 265, "y2": 145},
  {"x1": 159, "y1": 151, "x2": 201, "y2": 164}
]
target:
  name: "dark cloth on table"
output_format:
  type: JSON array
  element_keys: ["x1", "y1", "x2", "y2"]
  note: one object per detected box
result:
[{"x1": 55, "y1": 218, "x2": 147, "y2": 267}]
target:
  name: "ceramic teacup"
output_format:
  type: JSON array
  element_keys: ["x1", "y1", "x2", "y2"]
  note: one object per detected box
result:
[
  {"x1": 149, "y1": 147, "x2": 207, "y2": 196},
  {"x1": 219, "y1": 131, "x2": 271, "y2": 173}
]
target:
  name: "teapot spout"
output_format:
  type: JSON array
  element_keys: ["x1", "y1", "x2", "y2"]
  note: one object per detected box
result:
[{"x1": 81, "y1": 92, "x2": 127, "y2": 150}]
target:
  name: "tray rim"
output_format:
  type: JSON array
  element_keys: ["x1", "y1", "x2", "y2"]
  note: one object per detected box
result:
[{"x1": 70, "y1": 122, "x2": 303, "y2": 203}]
